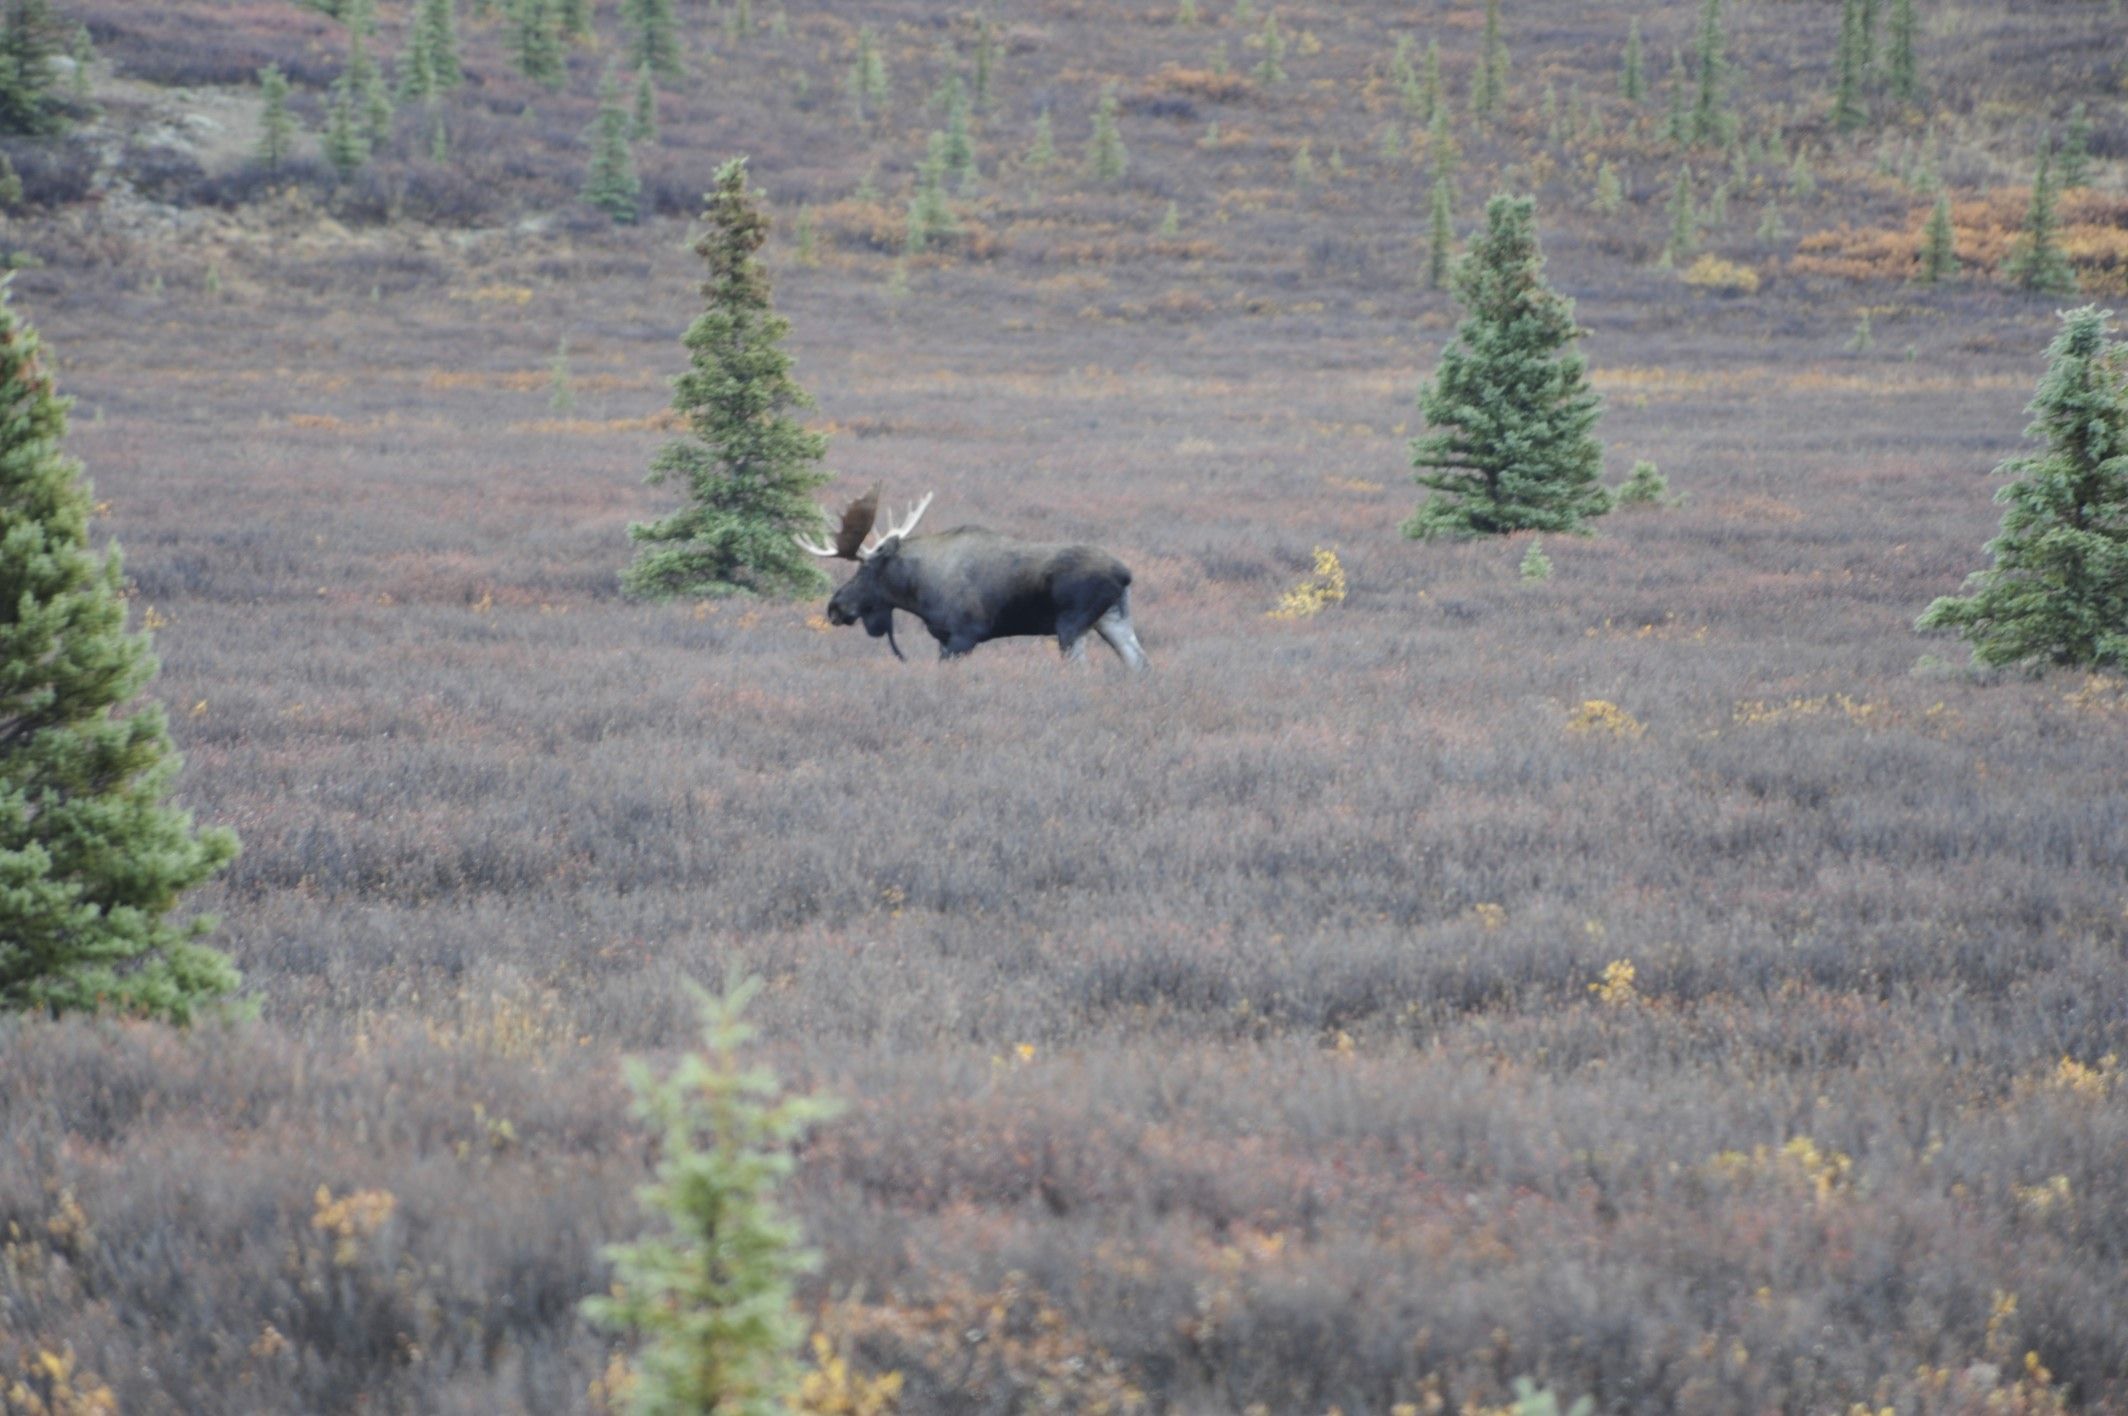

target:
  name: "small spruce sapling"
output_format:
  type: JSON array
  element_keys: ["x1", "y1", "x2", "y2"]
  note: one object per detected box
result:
[
  {"x1": 1888, "y1": 0, "x2": 1917, "y2": 104},
  {"x1": 1086, "y1": 85, "x2": 1127, "y2": 183},
  {"x1": 623, "y1": 0, "x2": 680, "y2": 80},
  {"x1": 2003, "y1": 144, "x2": 2077, "y2": 296},
  {"x1": 581, "y1": 68, "x2": 640, "y2": 223},
  {"x1": 1615, "y1": 460, "x2": 1673, "y2": 506},
  {"x1": 1663, "y1": 166, "x2": 1698, "y2": 266},
  {"x1": 630, "y1": 63, "x2": 657, "y2": 141},
  {"x1": 1472, "y1": 0, "x2": 1506, "y2": 117},
  {"x1": 1426, "y1": 175, "x2": 1454, "y2": 290},
  {"x1": 582, "y1": 974, "x2": 842, "y2": 1414},
  {"x1": 1917, "y1": 306, "x2": 2128, "y2": 671},
  {"x1": 846, "y1": 27, "x2": 888, "y2": 122},
  {"x1": 2058, "y1": 104, "x2": 2092, "y2": 190},
  {"x1": 549, "y1": 335, "x2": 574, "y2": 413},
  {"x1": 905, "y1": 132, "x2": 956, "y2": 252},
  {"x1": 1833, "y1": 0, "x2": 1867, "y2": 132},
  {"x1": 1024, "y1": 110, "x2": 1055, "y2": 172},
  {"x1": 1251, "y1": 11, "x2": 1286, "y2": 85},
  {"x1": 257, "y1": 64, "x2": 297, "y2": 169},
  {"x1": 1919, "y1": 194, "x2": 1956, "y2": 283},
  {"x1": 1690, "y1": 0, "x2": 1731, "y2": 146}
]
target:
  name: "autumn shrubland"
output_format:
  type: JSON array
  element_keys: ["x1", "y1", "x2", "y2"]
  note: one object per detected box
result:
[{"x1": 3, "y1": 0, "x2": 2128, "y2": 1411}]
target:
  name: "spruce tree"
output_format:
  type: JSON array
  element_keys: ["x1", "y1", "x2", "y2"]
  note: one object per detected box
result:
[
  {"x1": 1918, "y1": 306, "x2": 2128, "y2": 670},
  {"x1": 1024, "y1": 109, "x2": 1055, "y2": 172},
  {"x1": 846, "y1": 26, "x2": 887, "y2": 122},
  {"x1": 630, "y1": 62, "x2": 657, "y2": 142},
  {"x1": 1425, "y1": 175, "x2": 1454, "y2": 290},
  {"x1": 419, "y1": 0, "x2": 461, "y2": 89},
  {"x1": 2058, "y1": 104, "x2": 2092, "y2": 190},
  {"x1": 972, "y1": 20, "x2": 998, "y2": 110},
  {"x1": 1833, "y1": 0, "x2": 1867, "y2": 132},
  {"x1": 513, "y1": 0, "x2": 563, "y2": 87},
  {"x1": 1691, "y1": 0, "x2": 1730, "y2": 146},
  {"x1": 1887, "y1": 0, "x2": 1917, "y2": 104},
  {"x1": 65, "y1": 22, "x2": 88, "y2": 100},
  {"x1": 397, "y1": 22, "x2": 437, "y2": 103},
  {"x1": 624, "y1": 159, "x2": 834, "y2": 600},
  {"x1": 1086, "y1": 84, "x2": 1127, "y2": 183},
  {"x1": 1428, "y1": 103, "x2": 1459, "y2": 183},
  {"x1": 1405, "y1": 195, "x2": 1607, "y2": 540},
  {"x1": 938, "y1": 75, "x2": 976, "y2": 191},
  {"x1": 323, "y1": 76, "x2": 370, "y2": 177},
  {"x1": 1919, "y1": 193, "x2": 1955, "y2": 283},
  {"x1": 624, "y1": 0, "x2": 680, "y2": 79},
  {"x1": 1251, "y1": 11, "x2": 1287, "y2": 86},
  {"x1": 1389, "y1": 35, "x2": 1417, "y2": 111},
  {"x1": 1664, "y1": 165, "x2": 1697, "y2": 265},
  {"x1": 1419, "y1": 40, "x2": 1442, "y2": 124},
  {"x1": 1592, "y1": 161, "x2": 1623, "y2": 215},
  {"x1": 1621, "y1": 18, "x2": 1645, "y2": 103},
  {"x1": 1471, "y1": 0, "x2": 1506, "y2": 117},
  {"x1": 1664, "y1": 48, "x2": 1691, "y2": 146},
  {"x1": 1856, "y1": 0, "x2": 1878, "y2": 71},
  {"x1": 583, "y1": 976, "x2": 840, "y2": 1415},
  {"x1": 556, "y1": 0, "x2": 591, "y2": 41},
  {"x1": 904, "y1": 132, "x2": 955, "y2": 252},
  {"x1": 582, "y1": 68, "x2": 640, "y2": 223},
  {"x1": 0, "y1": 280, "x2": 241, "y2": 1023},
  {"x1": 342, "y1": 18, "x2": 393, "y2": 144},
  {"x1": 257, "y1": 64, "x2": 297, "y2": 169},
  {"x1": 2003, "y1": 145, "x2": 2077, "y2": 296},
  {"x1": 0, "y1": 0, "x2": 62, "y2": 135}
]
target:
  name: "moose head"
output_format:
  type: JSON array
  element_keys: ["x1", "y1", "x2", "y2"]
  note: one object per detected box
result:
[{"x1": 795, "y1": 485, "x2": 935, "y2": 658}]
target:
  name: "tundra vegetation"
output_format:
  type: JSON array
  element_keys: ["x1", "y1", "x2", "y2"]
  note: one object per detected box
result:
[{"x1": 2, "y1": 0, "x2": 2128, "y2": 1412}]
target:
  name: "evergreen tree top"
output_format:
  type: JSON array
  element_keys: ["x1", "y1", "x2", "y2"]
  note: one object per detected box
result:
[
  {"x1": 1447, "y1": 193, "x2": 1586, "y2": 351},
  {"x1": 2015, "y1": 306, "x2": 2127, "y2": 504}
]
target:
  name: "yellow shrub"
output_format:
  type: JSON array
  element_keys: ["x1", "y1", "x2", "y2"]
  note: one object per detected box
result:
[
  {"x1": 1589, "y1": 959, "x2": 1639, "y2": 1007},
  {"x1": 2051, "y1": 1054, "x2": 2118, "y2": 1097},
  {"x1": 1681, "y1": 254, "x2": 1760, "y2": 295},
  {"x1": 4, "y1": 1348, "x2": 117, "y2": 1416},
  {"x1": 1709, "y1": 1137, "x2": 1854, "y2": 1205},
  {"x1": 1267, "y1": 547, "x2": 1347, "y2": 620},
  {"x1": 792, "y1": 1333, "x2": 904, "y2": 1415},
  {"x1": 1566, "y1": 700, "x2": 1644, "y2": 739},
  {"x1": 312, "y1": 1186, "x2": 396, "y2": 1265}
]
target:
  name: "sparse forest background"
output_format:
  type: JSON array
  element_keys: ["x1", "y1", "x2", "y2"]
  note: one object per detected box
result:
[{"x1": 3, "y1": 0, "x2": 2128, "y2": 1411}]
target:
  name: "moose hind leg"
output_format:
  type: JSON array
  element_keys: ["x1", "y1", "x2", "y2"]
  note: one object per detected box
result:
[{"x1": 1094, "y1": 603, "x2": 1149, "y2": 671}]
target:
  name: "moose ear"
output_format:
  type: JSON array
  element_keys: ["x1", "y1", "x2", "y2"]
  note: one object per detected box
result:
[{"x1": 867, "y1": 534, "x2": 902, "y2": 562}]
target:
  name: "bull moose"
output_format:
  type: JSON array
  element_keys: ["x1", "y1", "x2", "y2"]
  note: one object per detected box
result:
[{"x1": 795, "y1": 487, "x2": 1149, "y2": 670}]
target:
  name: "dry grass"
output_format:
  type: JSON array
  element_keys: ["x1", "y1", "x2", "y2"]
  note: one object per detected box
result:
[{"x1": 4, "y1": 0, "x2": 2128, "y2": 1411}]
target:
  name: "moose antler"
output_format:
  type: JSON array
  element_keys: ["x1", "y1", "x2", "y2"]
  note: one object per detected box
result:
[
  {"x1": 872, "y1": 491, "x2": 934, "y2": 547},
  {"x1": 794, "y1": 484, "x2": 881, "y2": 560},
  {"x1": 795, "y1": 486, "x2": 934, "y2": 560}
]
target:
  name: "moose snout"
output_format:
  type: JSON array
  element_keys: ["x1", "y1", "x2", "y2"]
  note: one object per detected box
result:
[{"x1": 825, "y1": 600, "x2": 856, "y2": 626}]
